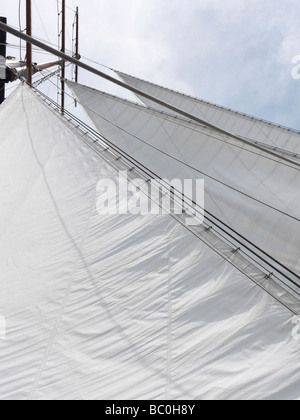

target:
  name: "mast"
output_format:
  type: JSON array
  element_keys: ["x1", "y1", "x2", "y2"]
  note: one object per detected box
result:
[
  {"x1": 0, "y1": 17, "x2": 7, "y2": 104},
  {"x1": 61, "y1": 0, "x2": 66, "y2": 114},
  {"x1": 75, "y1": 7, "x2": 79, "y2": 83},
  {"x1": 26, "y1": 0, "x2": 32, "y2": 85}
]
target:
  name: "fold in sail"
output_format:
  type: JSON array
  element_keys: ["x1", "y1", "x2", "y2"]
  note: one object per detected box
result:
[{"x1": 68, "y1": 81, "x2": 300, "y2": 273}]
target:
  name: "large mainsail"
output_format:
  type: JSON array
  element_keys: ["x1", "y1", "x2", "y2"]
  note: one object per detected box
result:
[
  {"x1": 117, "y1": 72, "x2": 300, "y2": 155},
  {"x1": 0, "y1": 83, "x2": 300, "y2": 400},
  {"x1": 68, "y1": 81, "x2": 300, "y2": 273}
]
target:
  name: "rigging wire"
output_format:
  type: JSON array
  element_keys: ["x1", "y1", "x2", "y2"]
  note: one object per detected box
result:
[
  {"x1": 31, "y1": 63, "x2": 71, "y2": 94},
  {"x1": 3, "y1": 23, "x2": 75, "y2": 58},
  {"x1": 52, "y1": 0, "x2": 76, "y2": 13},
  {"x1": 6, "y1": 43, "x2": 55, "y2": 56},
  {"x1": 79, "y1": 54, "x2": 113, "y2": 72},
  {"x1": 33, "y1": 0, "x2": 51, "y2": 43},
  {"x1": 0, "y1": 82, "x2": 20, "y2": 95},
  {"x1": 32, "y1": 67, "x2": 62, "y2": 87},
  {"x1": 30, "y1": 84, "x2": 300, "y2": 292}
]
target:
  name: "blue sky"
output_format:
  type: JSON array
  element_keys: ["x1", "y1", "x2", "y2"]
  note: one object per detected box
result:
[{"x1": 2, "y1": 0, "x2": 300, "y2": 129}]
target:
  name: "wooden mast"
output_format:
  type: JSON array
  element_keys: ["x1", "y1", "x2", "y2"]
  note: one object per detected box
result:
[
  {"x1": 0, "y1": 17, "x2": 7, "y2": 104},
  {"x1": 75, "y1": 7, "x2": 79, "y2": 83},
  {"x1": 61, "y1": 0, "x2": 66, "y2": 114},
  {"x1": 26, "y1": 0, "x2": 32, "y2": 85}
]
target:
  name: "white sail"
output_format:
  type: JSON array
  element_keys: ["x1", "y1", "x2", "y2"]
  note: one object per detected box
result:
[
  {"x1": 117, "y1": 71, "x2": 300, "y2": 155},
  {"x1": 1, "y1": 83, "x2": 299, "y2": 400},
  {"x1": 68, "y1": 81, "x2": 300, "y2": 273}
]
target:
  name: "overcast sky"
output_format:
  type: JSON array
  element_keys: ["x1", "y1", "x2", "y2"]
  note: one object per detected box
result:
[{"x1": 2, "y1": 0, "x2": 300, "y2": 129}]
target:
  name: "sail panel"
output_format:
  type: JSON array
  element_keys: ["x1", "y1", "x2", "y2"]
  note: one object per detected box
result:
[
  {"x1": 117, "y1": 72, "x2": 300, "y2": 154},
  {"x1": 69, "y1": 81, "x2": 300, "y2": 273}
]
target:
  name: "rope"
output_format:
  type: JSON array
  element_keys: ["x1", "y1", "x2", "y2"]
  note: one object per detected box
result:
[
  {"x1": 52, "y1": 0, "x2": 76, "y2": 13},
  {"x1": 32, "y1": 84, "x2": 300, "y2": 289},
  {"x1": 33, "y1": 0, "x2": 51, "y2": 43},
  {"x1": 6, "y1": 43, "x2": 54, "y2": 56},
  {"x1": 32, "y1": 67, "x2": 62, "y2": 87}
]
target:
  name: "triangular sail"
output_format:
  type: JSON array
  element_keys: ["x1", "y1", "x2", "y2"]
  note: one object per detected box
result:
[
  {"x1": 1, "y1": 83, "x2": 300, "y2": 400},
  {"x1": 68, "y1": 81, "x2": 300, "y2": 273},
  {"x1": 117, "y1": 71, "x2": 300, "y2": 155}
]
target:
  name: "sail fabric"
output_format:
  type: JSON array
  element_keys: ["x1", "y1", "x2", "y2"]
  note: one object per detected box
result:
[
  {"x1": 117, "y1": 71, "x2": 300, "y2": 155},
  {"x1": 68, "y1": 81, "x2": 300, "y2": 273},
  {"x1": 0, "y1": 83, "x2": 299, "y2": 400}
]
